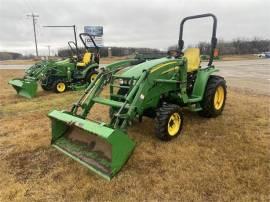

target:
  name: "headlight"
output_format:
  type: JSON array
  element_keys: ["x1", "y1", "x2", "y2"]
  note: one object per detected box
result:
[{"x1": 119, "y1": 79, "x2": 129, "y2": 85}]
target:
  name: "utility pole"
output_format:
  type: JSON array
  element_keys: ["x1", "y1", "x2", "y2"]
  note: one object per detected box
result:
[
  {"x1": 47, "y1": 45, "x2": 51, "y2": 57},
  {"x1": 27, "y1": 13, "x2": 39, "y2": 57},
  {"x1": 43, "y1": 25, "x2": 78, "y2": 56}
]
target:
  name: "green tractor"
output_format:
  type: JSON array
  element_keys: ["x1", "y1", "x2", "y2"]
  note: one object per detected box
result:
[
  {"x1": 48, "y1": 13, "x2": 226, "y2": 180},
  {"x1": 8, "y1": 33, "x2": 100, "y2": 98}
]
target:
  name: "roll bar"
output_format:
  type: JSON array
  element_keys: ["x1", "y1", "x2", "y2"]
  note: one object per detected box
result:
[
  {"x1": 79, "y1": 33, "x2": 100, "y2": 53},
  {"x1": 178, "y1": 13, "x2": 217, "y2": 66},
  {"x1": 68, "y1": 41, "x2": 77, "y2": 56}
]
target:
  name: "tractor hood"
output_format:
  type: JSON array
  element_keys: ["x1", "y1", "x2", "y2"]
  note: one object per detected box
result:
[
  {"x1": 49, "y1": 58, "x2": 74, "y2": 70},
  {"x1": 54, "y1": 58, "x2": 72, "y2": 65},
  {"x1": 118, "y1": 57, "x2": 179, "y2": 79}
]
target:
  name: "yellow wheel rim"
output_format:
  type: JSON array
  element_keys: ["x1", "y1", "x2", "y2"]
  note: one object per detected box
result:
[
  {"x1": 214, "y1": 86, "x2": 225, "y2": 110},
  {"x1": 90, "y1": 73, "x2": 97, "y2": 83},
  {"x1": 167, "y1": 112, "x2": 181, "y2": 136},
  {"x1": 56, "y1": 82, "x2": 66, "y2": 92}
]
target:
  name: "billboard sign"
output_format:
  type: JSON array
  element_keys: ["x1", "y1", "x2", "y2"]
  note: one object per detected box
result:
[
  {"x1": 84, "y1": 26, "x2": 104, "y2": 47},
  {"x1": 84, "y1": 26, "x2": 103, "y2": 37}
]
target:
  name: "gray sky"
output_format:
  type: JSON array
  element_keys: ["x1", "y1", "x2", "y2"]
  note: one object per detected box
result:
[{"x1": 0, "y1": 0, "x2": 269, "y2": 55}]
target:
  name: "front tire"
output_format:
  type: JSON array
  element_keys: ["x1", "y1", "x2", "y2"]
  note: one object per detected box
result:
[
  {"x1": 41, "y1": 84, "x2": 51, "y2": 91},
  {"x1": 40, "y1": 79, "x2": 52, "y2": 91},
  {"x1": 155, "y1": 104, "x2": 184, "y2": 141},
  {"x1": 199, "y1": 75, "x2": 227, "y2": 117},
  {"x1": 53, "y1": 79, "x2": 67, "y2": 93}
]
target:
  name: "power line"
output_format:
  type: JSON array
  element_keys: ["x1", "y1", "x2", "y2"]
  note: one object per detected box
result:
[
  {"x1": 43, "y1": 25, "x2": 78, "y2": 56},
  {"x1": 27, "y1": 13, "x2": 39, "y2": 57}
]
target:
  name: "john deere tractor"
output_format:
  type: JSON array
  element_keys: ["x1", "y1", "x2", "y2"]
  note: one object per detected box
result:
[
  {"x1": 48, "y1": 13, "x2": 226, "y2": 180},
  {"x1": 8, "y1": 33, "x2": 100, "y2": 98}
]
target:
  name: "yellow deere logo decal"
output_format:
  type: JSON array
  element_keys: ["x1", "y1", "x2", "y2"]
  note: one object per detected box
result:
[
  {"x1": 161, "y1": 66, "x2": 179, "y2": 75},
  {"x1": 150, "y1": 62, "x2": 177, "y2": 73}
]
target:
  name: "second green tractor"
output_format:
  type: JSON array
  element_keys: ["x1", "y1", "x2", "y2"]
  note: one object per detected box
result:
[{"x1": 8, "y1": 33, "x2": 100, "y2": 98}]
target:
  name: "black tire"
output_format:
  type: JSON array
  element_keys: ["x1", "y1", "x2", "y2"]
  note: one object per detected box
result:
[
  {"x1": 155, "y1": 104, "x2": 184, "y2": 141},
  {"x1": 52, "y1": 79, "x2": 67, "y2": 93},
  {"x1": 86, "y1": 70, "x2": 99, "y2": 84},
  {"x1": 40, "y1": 79, "x2": 52, "y2": 91},
  {"x1": 199, "y1": 75, "x2": 227, "y2": 117},
  {"x1": 41, "y1": 84, "x2": 51, "y2": 91}
]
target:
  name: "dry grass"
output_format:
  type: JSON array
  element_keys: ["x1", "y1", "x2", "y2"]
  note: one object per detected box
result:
[
  {"x1": 0, "y1": 69, "x2": 269, "y2": 201},
  {"x1": 221, "y1": 54, "x2": 258, "y2": 61}
]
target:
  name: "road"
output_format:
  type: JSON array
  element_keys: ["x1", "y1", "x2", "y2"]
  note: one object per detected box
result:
[
  {"x1": 0, "y1": 64, "x2": 29, "y2": 69},
  {"x1": 1, "y1": 59, "x2": 269, "y2": 95},
  {"x1": 215, "y1": 59, "x2": 270, "y2": 95}
]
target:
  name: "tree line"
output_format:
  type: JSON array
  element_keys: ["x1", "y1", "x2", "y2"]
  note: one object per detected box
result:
[
  {"x1": 198, "y1": 38, "x2": 270, "y2": 55},
  {"x1": 0, "y1": 38, "x2": 269, "y2": 60},
  {"x1": 0, "y1": 52, "x2": 23, "y2": 60},
  {"x1": 57, "y1": 47, "x2": 164, "y2": 58}
]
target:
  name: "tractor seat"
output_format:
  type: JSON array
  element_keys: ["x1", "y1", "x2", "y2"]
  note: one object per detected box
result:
[
  {"x1": 184, "y1": 48, "x2": 201, "y2": 72},
  {"x1": 77, "y1": 52, "x2": 92, "y2": 67}
]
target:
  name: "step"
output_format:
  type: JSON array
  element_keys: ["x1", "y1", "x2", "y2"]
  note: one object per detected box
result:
[
  {"x1": 92, "y1": 97, "x2": 129, "y2": 109},
  {"x1": 110, "y1": 84, "x2": 130, "y2": 89},
  {"x1": 112, "y1": 75, "x2": 138, "y2": 80},
  {"x1": 110, "y1": 94, "x2": 126, "y2": 100},
  {"x1": 188, "y1": 95, "x2": 202, "y2": 103}
]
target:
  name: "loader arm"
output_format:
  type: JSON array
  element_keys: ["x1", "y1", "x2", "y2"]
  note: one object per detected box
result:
[
  {"x1": 70, "y1": 58, "x2": 143, "y2": 118},
  {"x1": 25, "y1": 62, "x2": 51, "y2": 80}
]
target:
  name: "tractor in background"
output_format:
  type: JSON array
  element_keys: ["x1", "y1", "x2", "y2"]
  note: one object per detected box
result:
[{"x1": 8, "y1": 33, "x2": 100, "y2": 98}]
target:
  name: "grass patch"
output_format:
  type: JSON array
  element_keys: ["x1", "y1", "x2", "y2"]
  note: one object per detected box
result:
[{"x1": 0, "y1": 69, "x2": 269, "y2": 201}]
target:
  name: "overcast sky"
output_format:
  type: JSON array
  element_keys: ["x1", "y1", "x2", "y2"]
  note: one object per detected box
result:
[{"x1": 0, "y1": 0, "x2": 269, "y2": 55}]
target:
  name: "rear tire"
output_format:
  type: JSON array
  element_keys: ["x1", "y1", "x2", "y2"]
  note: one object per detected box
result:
[
  {"x1": 155, "y1": 104, "x2": 184, "y2": 141},
  {"x1": 53, "y1": 79, "x2": 67, "y2": 93},
  {"x1": 199, "y1": 75, "x2": 226, "y2": 117},
  {"x1": 86, "y1": 70, "x2": 99, "y2": 84}
]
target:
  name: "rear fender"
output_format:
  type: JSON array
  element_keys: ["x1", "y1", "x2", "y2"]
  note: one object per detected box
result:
[
  {"x1": 105, "y1": 59, "x2": 141, "y2": 72},
  {"x1": 192, "y1": 67, "x2": 219, "y2": 99},
  {"x1": 83, "y1": 63, "x2": 99, "y2": 75}
]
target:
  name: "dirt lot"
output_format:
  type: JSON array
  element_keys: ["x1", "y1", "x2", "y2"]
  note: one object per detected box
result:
[
  {"x1": 0, "y1": 62, "x2": 269, "y2": 201},
  {"x1": 217, "y1": 59, "x2": 270, "y2": 95}
]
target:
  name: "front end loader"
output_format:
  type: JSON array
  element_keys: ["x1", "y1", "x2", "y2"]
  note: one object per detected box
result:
[
  {"x1": 48, "y1": 13, "x2": 227, "y2": 180},
  {"x1": 8, "y1": 60, "x2": 59, "y2": 98}
]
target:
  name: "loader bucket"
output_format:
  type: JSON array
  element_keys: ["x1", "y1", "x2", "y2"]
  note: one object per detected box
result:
[
  {"x1": 8, "y1": 78, "x2": 38, "y2": 98},
  {"x1": 48, "y1": 110, "x2": 135, "y2": 180}
]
